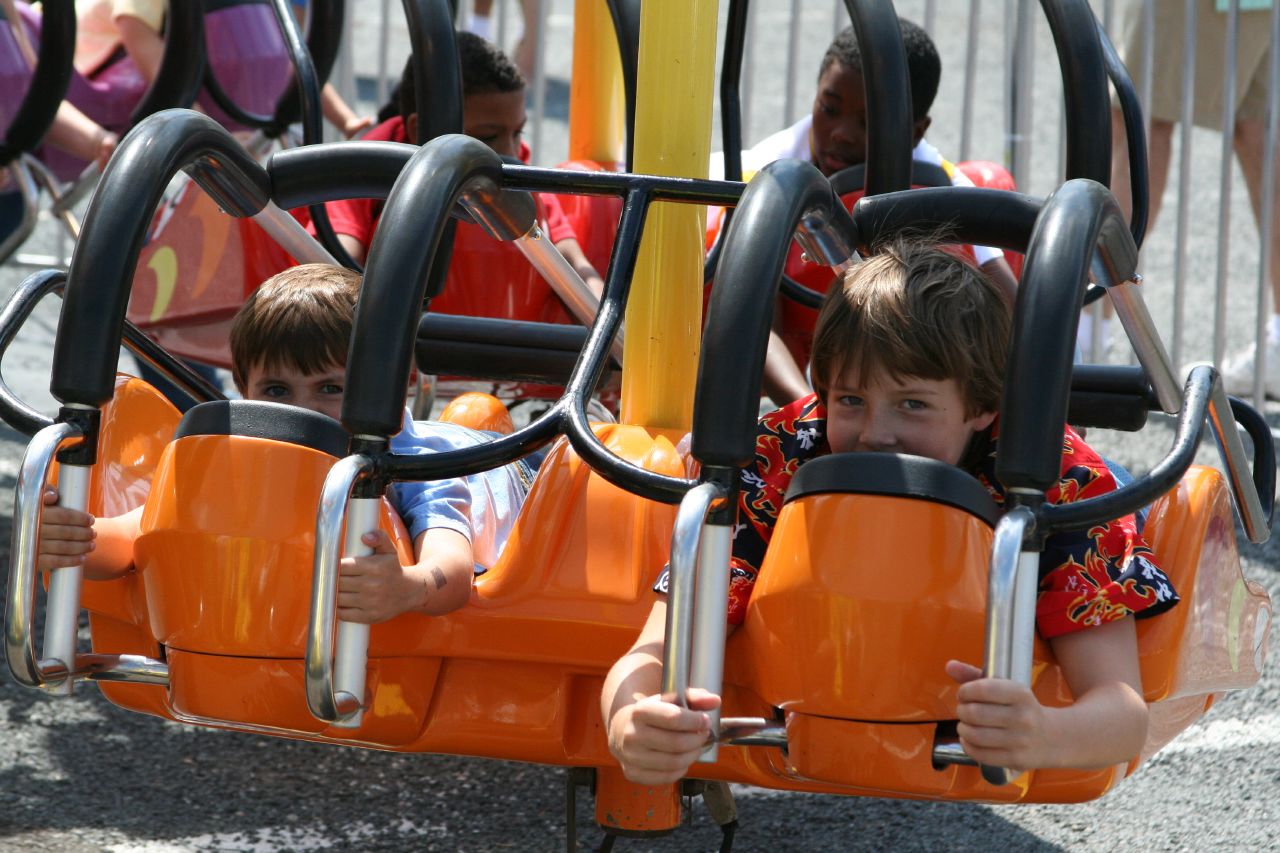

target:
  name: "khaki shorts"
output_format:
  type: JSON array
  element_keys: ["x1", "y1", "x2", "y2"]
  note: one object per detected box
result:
[{"x1": 1117, "y1": 0, "x2": 1274, "y2": 128}]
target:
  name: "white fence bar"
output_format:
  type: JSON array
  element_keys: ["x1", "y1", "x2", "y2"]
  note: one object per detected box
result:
[
  {"x1": 1214, "y1": 1, "x2": 1241, "y2": 366},
  {"x1": 1253, "y1": 2, "x2": 1280, "y2": 407},
  {"x1": 784, "y1": 0, "x2": 804, "y2": 127},
  {"x1": 959, "y1": 0, "x2": 981, "y2": 163},
  {"x1": 1172, "y1": 0, "x2": 1197, "y2": 372}
]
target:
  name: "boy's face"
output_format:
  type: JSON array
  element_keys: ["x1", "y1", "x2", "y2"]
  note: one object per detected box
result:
[
  {"x1": 811, "y1": 62, "x2": 868, "y2": 176},
  {"x1": 462, "y1": 89, "x2": 527, "y2": 158},
  {"x1": 824, "y1": 364, "x2": 996, "y2": 465},
  {"x1": 242, "y1": 361, "x2": 345, "y2": 422},
  {"x1": 810, "y1": 61, "x2": 932, "y2": 177}
]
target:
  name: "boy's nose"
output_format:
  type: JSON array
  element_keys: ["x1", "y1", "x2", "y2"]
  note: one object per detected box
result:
[{"x1": 857, "y1": 412, "x2": 898, "y2": 452}]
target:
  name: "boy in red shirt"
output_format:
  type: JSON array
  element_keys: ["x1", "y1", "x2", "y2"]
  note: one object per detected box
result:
[{"x1": 325, "y1": 32, "x2": 601, "y2": 299}]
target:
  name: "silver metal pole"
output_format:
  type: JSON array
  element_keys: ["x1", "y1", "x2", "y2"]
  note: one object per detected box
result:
[
  {"x1": 784, "y1": 0, "x2": 803, "y2": 127},
  {"x1": 660, "y1": 483, "x2": 727, "y2": 707},
  {"x1": 1214, "y1": 0, "x2": 1241, "y2": 365},
  {"x1": 332, "y1": 497, "x2": 380, "y2": 729},
  {"x1": 496, "y1": 0, "x2": 511, "y2": 49},
  {"x1": 376, "y1": 0, "x2": 392, "y2": 109},
  {"x1": 1251, "y1": 3, "x2": 1280, "y2": 406},
  {"x1": 959, "y1": 0, "x2": 981, "y2": 163},
  {"x1": 924, "y1": 0, "x2": 937, "y2": 35},
  {"x1": 1110, "y1": 278, "x2": 1183, "y2": 414},
  {"x1": 1139, "y1": 0, "x2": 1155, "y2": 135},
  {"x1": 1008, "y1": 0, "x2": 1035, "y2": 190},
  {"x1": 529, "y1": 0, "x2": 550, "y2": 164},
  {"x1": 1172, "y1": 0, "x2": 1198, "y2": 370},
  {"x1": 42, "y1": 461, "x2": 90, "y2": 696},
  {"x1": 251, "y1": 203, "x2": 340, "y2": 266},
  {"x1": 691, "y1": 523, "x2": 731, "y2": 763}
]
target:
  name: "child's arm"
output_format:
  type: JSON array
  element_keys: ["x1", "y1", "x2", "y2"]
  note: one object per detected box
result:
[
  {"x1": 946, "y1": 616, "x2": 1148, "y2": 771},
  {"x1": 320, "y1": 84, "x2": 374, "y2": 139},
  {"x1": 336, "y1": 526, "x2": 473, "y2": 623},
  {"x1": 44, "y1": 103, "x2": 118, "y2": 169},
  {"x1": 36, "y1": 489, "x2": 139, "y2": 580},
  {"x1": 552, "y1": 236, "x2": 605, "y2": 300},
  {"x1": 601, "y1": 600, "x2": 721, "y2": 784}
]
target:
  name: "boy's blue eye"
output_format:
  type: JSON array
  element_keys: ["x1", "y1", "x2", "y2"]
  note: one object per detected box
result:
[
  {"x1": 835, "y1": 394, "x2": 863, "y2": 407},
  {"x1": 320, "y1": 383, "x2": 343, "y2": 395},
  {"x1": 903, "y1": 399, "x2": 928, "y2": 411},
  {"x1": 261, "y1": 385, "x2": 288, "y2": 398}
]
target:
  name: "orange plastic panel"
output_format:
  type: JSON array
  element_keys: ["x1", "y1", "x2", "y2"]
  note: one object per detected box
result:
[
  {"x1": 134, "y1": 434, "x2": 413, "y2": 656},
  {"x1": 166, "y1": 649, "x2": 439, "y2": 747},
  {"x1": 737, "y1": 493, "x2": 1028, "y2": 721}
]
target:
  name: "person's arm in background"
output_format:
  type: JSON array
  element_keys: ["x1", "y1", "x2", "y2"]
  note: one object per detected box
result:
[
  {"x1": 553, "y1": 236, "x2": 604, "y2": 299},
  {"x1": 320, "y1": 84, "x2": 373, "y2": 138},
  {"x1": 44, "y1": 103, "x2": 118, "y2": 169},
  {"x1": 113, "y1": 10, "x2": 164, "y2": 83}
]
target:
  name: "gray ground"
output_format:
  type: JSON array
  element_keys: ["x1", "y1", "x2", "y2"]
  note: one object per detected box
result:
[{"x1": 1, "y1": 1, "x2": 1278, "y2": 851}]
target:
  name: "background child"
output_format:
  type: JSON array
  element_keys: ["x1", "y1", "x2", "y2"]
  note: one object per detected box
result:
[
  {"x1": 710, "y1": 19, "x2": 1018, "y2": 406},
  {"x1": 323, "y1": 31, "x2": 602, "y2": 299},
  {"x1": 35, "y1": 263, "x2": 531, "y2": 624},
  {"x1": 602, "y1": 241, "x2": 1178, "y2": 784}
]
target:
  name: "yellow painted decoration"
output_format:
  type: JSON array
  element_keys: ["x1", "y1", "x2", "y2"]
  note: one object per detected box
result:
[
  {"x1": 569, "y1": 0, "x2": 626, "y2": 165},
  {"x1": 147, "y1": 246, "x2": 178, "y2": 322},
  {"x1": 621, "y1": 0, "x2": 719, "y2": 429}
]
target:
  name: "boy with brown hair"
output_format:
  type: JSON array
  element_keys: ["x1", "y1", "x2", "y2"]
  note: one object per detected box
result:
[
  {"x1": 602, "y1": 242, "x2": 1178, "y2": 784},
  {"x1": 36, "y1": 263, "x2": 531, "y2": 623}
]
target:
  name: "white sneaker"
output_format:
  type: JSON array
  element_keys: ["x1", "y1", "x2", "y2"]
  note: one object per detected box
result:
[{"x1": 1221, "y1": 337, "x2": 1280, "y2": 399}]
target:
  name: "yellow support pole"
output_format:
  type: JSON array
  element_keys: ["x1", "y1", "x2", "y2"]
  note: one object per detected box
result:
[
  {"x1": 621, "y1": 0, "x2": 719, "y2": 430},
  {"x1": 568, "y1": 0, "x2": 626, "y2": 165}
]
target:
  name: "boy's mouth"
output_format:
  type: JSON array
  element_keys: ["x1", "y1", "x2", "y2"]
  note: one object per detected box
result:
[{"x1": 818, "y1": 151, "x2": 859, "y2": 176}]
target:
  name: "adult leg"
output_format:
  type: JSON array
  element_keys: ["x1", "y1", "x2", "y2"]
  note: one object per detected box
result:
[{"x1": 1221, "y1": 117, "x2": 1280, "y2": 395}]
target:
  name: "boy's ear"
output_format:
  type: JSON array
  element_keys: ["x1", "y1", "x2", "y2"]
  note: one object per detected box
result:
[
  {"x1": 911, "y1": 115, "x2": 932, "y2": 148},
  {"x1": 406, "y1": 113, "x2": 419, "y2": 146}
]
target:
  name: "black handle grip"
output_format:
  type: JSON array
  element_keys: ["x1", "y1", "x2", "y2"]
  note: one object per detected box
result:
[
  {"x1": 341, "y1": 135, "x2": 505, "y2": 437},
  {"x1": 694, "y1": 159, "x2": 854, "y2": 467},
  {"x1": 51, "y1": 111, "x2": 271, "y2": 408},
  {"x1": 0, "y1": 0, "x2": 74, "y2": 165}
]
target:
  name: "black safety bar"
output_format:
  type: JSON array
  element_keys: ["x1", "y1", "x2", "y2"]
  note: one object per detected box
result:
[
  {"x1": 1096, "y1": 12, "x2": 1148, "y2": 248},
  {"x1": 604, "y1": 0, "x2": 640, "y2": 173},
  {"x1": 695, "y1": 159, "x2": 855, "y2": 469},
  {"x1": 997, "y1": 179, "x2": 1137, "y2": 495},
  {"x1": 270, "y1": 0, "x2": 345, "y2": 132},
  {"x1": 415, "y1": 314, "x2": 619, "y2": 384},
  {"x1": 126, "y1": 1, "x2": 204, "y2": 128},
  {"x1": 1039, "y1": 0, "x2": 1111, "y2": 186},
  {"x1": 51, "y1": 111, "x2": 271, "y2": 411},
  {"x1": 0, "y1": 0, "x2": 74, "y2": 167},
  {"x1": 718, "y1": 0, "x2": 750, "y2": 184}
]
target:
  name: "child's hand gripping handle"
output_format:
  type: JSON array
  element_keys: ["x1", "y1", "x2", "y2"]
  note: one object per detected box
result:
[{"x1": 307, "y1": 454, "x2": 376, "y2": 728}]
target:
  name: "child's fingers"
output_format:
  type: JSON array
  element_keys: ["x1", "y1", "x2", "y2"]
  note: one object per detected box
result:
[
  {"x1": 945, "y1": 659, "x2": 984, "y2": 685},
  {"x1": 360, "y1": 529, "x2": 396, "y2": 555},
  {"x1": 955, "y1": 676, "x2": 1030, "y2": 706},
  {"x1": 683, "y1": 687, "x2": 723, "y2": 713},
  {"x1": 40, "y1": 505, "x2": 95, "y2": 528}
]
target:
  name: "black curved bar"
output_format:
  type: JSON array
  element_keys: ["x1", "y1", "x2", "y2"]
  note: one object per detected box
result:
[
  {"x1": 604, "y1": 0, "x2": 640, "y2": 173},
  {"x1": 407, "y1": 0, "x2": 463, "y2": 143},
  {"x1": 695, "y1": 159, "x2": 853, "y2": 468},
  {"x1": 718, "y1": 0, "x2": 750, "y2": 183},
  {"x1": 840, "y1": 0, "x2": 912, "y2": 197},
  {"x1": 268, "y1": 140, "x2": 416, "y2": 206},
  {"x1": 1096, "y1": 14, "x2": 1148, "y2": 247},
  {"x1": 343, "y1": 135, "x2": 503, "y2": 436},
  {"x1": 271, "y1": 0, "x2": 345, "y2": 130},
  {"x1": 1228, "y1": 395, "x2": 1277, "y2": 526},
  {"x1": 126, "y1": 1, "x2": 204, "y2": 127},
  {"x1": 1042, "y1": 367, "x2": 1212, "y2": 532},
  {"x1": 851, "y1": 186, "x2": 1043, "y2": 254},
  {"x1": 0, "y1": 0, "x2": 74, "y2": 166},
  {"x1": 0, "y1": 270, "x2": 64, "y2": 434},
  {"x1": 50, "y1": 111, "x2": 271, "y2": 408},
  {"x1": 1038, "y1": 0, "x2": 1110, "y2": 185},
  {"x1": 997, "y1": 179, "x2": 1135, "y2": 494}
]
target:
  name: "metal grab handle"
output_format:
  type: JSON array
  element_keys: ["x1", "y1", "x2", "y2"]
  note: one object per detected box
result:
[
  {"x1": 933, "y1": 506, "x2": 1038, "y2": 785},
  {"x1": 981, "y1": 505, "x2": 1038, "y2": 785},
  {"x1": 659, "y1": 481, "x2": 730, "y2": 763},
  {"x1": 7, "y1": 422, "x2": 80, "y2": 688},
  {"x1": 305, "y1": 454, "x2": 375, "y2": 726}
]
